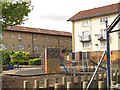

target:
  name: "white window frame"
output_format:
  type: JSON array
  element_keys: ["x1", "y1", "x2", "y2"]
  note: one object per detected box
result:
[
  {"x1": 18, "y1": 34, "x2": 21, "y2": 39},
  {"x1": 101, "y1": 41, "x2": 106, "y2": 48},
  {"x1": 82, "y1": 19, "x2": 90, "y2": 26},
  {"x1": 101, "y1": 29, "x2": 106, "y2": 39},
  {"x1": 34, "y1": 45, "x2": 39, "y2": 50},
  {"x1": 42, "y1": 36, "x2": 44, "y2": 40},
  {"x1": 18, "y1": 45, "x2": 24, "y2": 50},
  {"x1": 82, "y1": 31, "x2": 90, "y2": 40},
  {"x1": 12, "y1": 33, "x2": 14, "y2": 38},
  {"x1": 47, "y1": 36, "x2": 50, "y2": 41},
  {"x1": 0, "y1": 33, "x2": 3, "y2": 38},
  {"x1": 28, "y1": 35, "x2": 31, "y2": 39},
  {"x1": 33, "y1": 35, "x2": 37, "y2": 40},
  {"x1": 1, "y1": 44, "x2": 7, "y2": 50},
  {"x1": 100, "y1": 16, "x2": 108, "y2": 23},
  {"x1": 83, "y1": 42, "x2": 89, "y2": 48}
]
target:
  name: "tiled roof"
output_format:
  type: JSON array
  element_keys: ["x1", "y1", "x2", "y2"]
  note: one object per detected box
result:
[
  {"x1": 6, "y1": 26, "x2": 72, "y2": 37},
  {"x1": 68, "y1": 3, "x2": 120, "y2": 21}
]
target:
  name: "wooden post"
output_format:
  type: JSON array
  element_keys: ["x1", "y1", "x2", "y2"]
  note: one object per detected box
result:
[
  {"x1": 67, "y1": 82, "x2": 72, "y2": 90},
  {"x1": 34, "y1": 79, "x2": 39, "y2": 90},
  {"x1": 70, "y1": 76, "x2": 74, "y2": 88},
  {"x1": 62, "y1": 77, "x2": 66, "y2": 88},
  {"x1": 83, "y1": 81, "x2": 88, "y2": 90},
  {"x1": 24, "y1": 80, "x2": 28, "y2": 90},
  {"x1": 44, "y1": 79, "x2": 49, "y2": 88},
  {"x1": 77, "y1": 75, "x2": 81, "y2": 88},
  {"x1": 111, "y1": 81, "x2": 116, "y2": 90},
  {"x1": 54, "y1": 78, "x2": 58, "y2": 83},
  {"x1": 54, "y1": 83, "x2": 60, "y2": 90},
  {"x1": 98, "y1": 81, "x2": 104, "y2": 90},
  {"x1": 84, "y1": 74, "x2": 88, "y2": 81}
]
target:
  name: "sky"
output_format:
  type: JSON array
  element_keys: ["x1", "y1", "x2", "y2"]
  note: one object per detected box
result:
[{"x1": 20, "y1": 0, "x2": 120, "y2": 33}]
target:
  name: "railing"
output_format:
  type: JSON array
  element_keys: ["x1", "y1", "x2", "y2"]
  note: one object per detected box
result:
[
  {"x1": 79, "y1": 35, "x2": 91, "y2": 42},
  {"x1": 98, "y1": 35, "x2": 106, "y2": 41}
]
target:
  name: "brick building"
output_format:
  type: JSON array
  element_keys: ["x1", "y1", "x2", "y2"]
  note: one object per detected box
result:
[{"x1": 1, "y1": 26, "x2": 72, "y2": 57}]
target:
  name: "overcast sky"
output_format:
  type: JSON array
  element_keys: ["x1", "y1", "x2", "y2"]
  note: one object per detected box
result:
[{"x1": 20, "y1": 0, "x2": 120, "y2": 32}]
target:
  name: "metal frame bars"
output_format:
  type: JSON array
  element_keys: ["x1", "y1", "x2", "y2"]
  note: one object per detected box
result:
[{"x1": 86, "y1": 51, "x2": 106, "y2": 90}]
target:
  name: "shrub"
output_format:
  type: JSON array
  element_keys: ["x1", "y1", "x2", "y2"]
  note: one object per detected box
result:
[
  {"x1": 0, "y1": 49, "x2": 11, "y2": 65},
  {"x1": 28, "y1": 58, "x2": 41, "y2": 65},
  {"x1": 18, "y1": 60, "x2": 28, "y2": 65},
  {"x1": 10, "y1": 51, "x2": 30, "y2": 61},
  {"x1": 10, "y1": 59, "x2": 19, "y2": 65}
]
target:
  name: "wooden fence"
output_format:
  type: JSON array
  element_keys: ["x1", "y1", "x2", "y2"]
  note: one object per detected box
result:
[{"x1": 23, "y1": 70, "x2": 120, "y2": 89}]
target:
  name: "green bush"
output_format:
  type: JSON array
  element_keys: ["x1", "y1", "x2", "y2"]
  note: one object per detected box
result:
[
  {"x1": 28, "y1": 58, "x2": 41, "y2": 65},
  {"x1": 0, "y1": 49, "x2": 14, "y2": 65},
  {"x1": 10, "y1": 59, "x2": 19, "y2": 65},
  {"x1": 18, "y1": 60, "x2": 28, "y2": 65},
  {"x1": 10, "y1": 51, "x2": 30, "y2": 61}
]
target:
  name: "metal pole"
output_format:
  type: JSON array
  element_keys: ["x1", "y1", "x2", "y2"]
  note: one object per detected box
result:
[
  {"x1": 105, "y1": 19, "x2": 111, "y2": 90},
  {"x1": 86, "y1": 51, "x2": 106, "y2": 90}
]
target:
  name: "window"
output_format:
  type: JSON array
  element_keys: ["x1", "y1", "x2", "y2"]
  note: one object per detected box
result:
[
  {"x1": 34, "y1": 45, "x2": 39, "y2": 50},
  {"x1": 33, "y1": 35, "x2": 37, "y2": 40},
  {"x1": 12, "y1": 34, "x2": 14, "y2": 38},
  {"x1": 66, "y1": 38, "x2": 68, "y2": 42},
  {"x1": 12, "y1": 44, "x2": 14, "y2": 48},
  {"x1": 82, "y1": 31, "x2": 89, "y2": 39},
  {"x1": 42, "y1": 36, "x2": 44, "y2": 40},
  {"x1": 59, "y1": 37, "x2": 62, "y2": 42},
  {"x1": 119, "y1": 33, "x2": 120, "y2": 38},
  {"x1": 18, "y1": 45, "x2": 24, "y2": 50},
  {"x1": 42, "y1": 45, "x2": 44, "y2": 49},
  {"x1": 47, "y1": 36, "x2": 50, "y2": 41},
  {"x1": 82, "y1": 20, "x2": 89, "y2": 26},
  {"x1": 0, "y1": 33, "x2": 3, "y2": 38},
  {"x1": 83, "y1": 42, "x2": 89, "y2": 48},
  {"x1": 18, "y1": 34, "x2": 21, "y2": 39},
  {"x1": 1, "y1": 44, "x2": 7, "y2": 50},
  {"x1": 100, "y1": 16, "x2": 108, "y2": 23},
  {"x1": 28, "y1": 35, "x2": 30, "y2": 38},
  {"x1": 101, "y1": 41, "x2": 106, "y2": 48},
  {"x1": 28, "y1": 45, "x2": 30, "y2": 49},
  {"x1": 101, "y1": 29, "x2": 106, "y2": 38}
]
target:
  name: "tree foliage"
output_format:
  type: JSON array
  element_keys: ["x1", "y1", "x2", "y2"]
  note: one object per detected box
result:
[{"x1": 1, "y1": 0, "x2": 33, "y2": 30}]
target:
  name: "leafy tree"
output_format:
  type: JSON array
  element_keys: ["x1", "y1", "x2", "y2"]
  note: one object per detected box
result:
[{"x1": 1, "y1": 0, "x2": 33, "y2": 30}]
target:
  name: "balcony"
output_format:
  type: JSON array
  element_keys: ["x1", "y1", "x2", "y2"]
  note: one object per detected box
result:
[
  {"x1": 98, "y1": 35, "x2": 106, "y2": 41},
  {"x1": 79, "y1": 35, "x2": 91, "y2": 42}
]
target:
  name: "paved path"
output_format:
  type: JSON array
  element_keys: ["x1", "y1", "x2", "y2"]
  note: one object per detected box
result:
[{"x1": 2, "y1": 67, "x2": 45, "y2": 76}]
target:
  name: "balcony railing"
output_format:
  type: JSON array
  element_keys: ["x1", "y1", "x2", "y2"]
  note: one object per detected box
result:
[
  {"x1": 79, "y1": 35, "x2": 91, "y2": 42},
  {"x1": 98, "y1": 35, "x2": 106, "y2": 41}
]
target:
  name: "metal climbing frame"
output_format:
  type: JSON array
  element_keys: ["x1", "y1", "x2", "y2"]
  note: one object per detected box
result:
[{"x1": 87, "y1": 12, "x2": 120, "y2": 90}]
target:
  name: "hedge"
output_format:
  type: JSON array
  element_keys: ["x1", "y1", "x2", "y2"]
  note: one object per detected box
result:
[{"x1": 28, "y1": 58, "x2": 41, "y2": 65}]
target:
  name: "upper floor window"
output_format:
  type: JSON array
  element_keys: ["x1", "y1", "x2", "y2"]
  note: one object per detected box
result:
[
  {"x1": 119, "y1": 33, "x2": 120, "y2": 38},
  {"x1": 18, "y1": 45, "x2": 24, "y2": 50},
  {"x1": 0, "y1": 33, "x2": 3, "y2": 38},
  {"x1": 83, "y1": 42, "x2": 89, "y2": 48},
  {"x1": 42, "y1": 36, "x2": 44, "y2": 40},
  {"x1": 18, "y1": 34, "x2": 21, "y2": 39},
  {"x1": 42, "y1": 45, "x2": 44, "y2": 49},
  {"x1": 101, "y1": 41, "x2": 106, "y2": 48},
  {"x1": 59, "y1": 37, "x2": 62, "y2": 42},
  {"x1": 12, "y1": 33, "x2": 14, "y2": 38},
  {"x1": 28, "y1": 45, "x2": 30, "y2": 49},
  {"x1": 12, "y1": 44, "x2": 15, "y2": 48},
  {"x1": 66, "y1": 38, "x2": 68, "y2": 42},
  {"x1": 82, "y1": 31, "x2": 89, "y2": 39},
  {"x1": 101, "y1": 29, "x2": 106, "y2": 38},
  {"x1": 28, "y1": 35, "x2": 31, "y2": 38},
  {"x1": 82, "y1": 20, "x2": 90, "y2": 26},
  {"x1": 100, "y1": 16, "x2": 108, "y2": 23},
  {"x1": 34, "y1": 45, "x2": 39, "y2": 50},
  {"x1": 1, "y1": 44, "x2": 7, "y2": 50},
  {"x1": 33, "y1": 35, "x2": 37, "y2": 40},
  {"x1": 47, "y1": 36, "x2": 50, "y2": 41}
]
